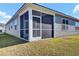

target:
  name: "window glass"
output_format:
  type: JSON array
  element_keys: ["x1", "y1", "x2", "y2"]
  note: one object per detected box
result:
[
  {"x1": 42, "y1": 30, "x2": 52, "y2": 38},
  {"x1": 0, "y1": 30, "x2": 2, "y2": 32},
  {"x1": 20, "y1": 15, "x2": 24, "y2": 29},
  {"x1": 62, "y1": 19, "x2": 68, "y2": 30},
  {"x1": 20, "y1": 11, "x2": 29, "y2": 40},
  {"x1": 42, "y1": 13, "x2": 54, "y2": 39},
  {"x1": 14, "y1": 19, "x2": 17, "y2": 25},
  {"x1": 62, "y1": 19, "x2": 68, "y2": 24},
  {"x1": 33, "y1": 16, "x2": 40, "y2": 37},
  {"x1": 25, "y1": 30, "x2": 28, "y2": 35},
  {"x1": 24, "y1": 11, "x2": 28, "y2": 20},
  {"x1": 42, "y1": 13, "x2": 53, "y2": 29},
  {"x1": 11, "y1": 26, "x2": 12, "y2": 29},
  {"x1": 33, "y1": 17, "x2": 40, "y2": 29},
  {"x1": 24, "y1": 30, "x2": 28, "y2": 39},
  {"x1": 33, "y1": 30, "x2": 40, "y2": 37},
  {"x1": 9, "y1": 27, "x2": 10, "y2": 30},
  {"x1": 15, "y1": 25, "x2": 17, "y2": 30},
  {"x1": 32, "y1": 10, "x2": 41, "y2": 16},
  {"x1": 20, "y1": 30, "x2": 24, "y2": 38},
  {"x1": 66, "y1": 20, "x2": 68, "y2": 24},
  {"x1": 62, "y1": 19, "x2": 65, "y2": 24},
  {"x1": 25, "y1": 21, "x2": 28, "y2": 29}
]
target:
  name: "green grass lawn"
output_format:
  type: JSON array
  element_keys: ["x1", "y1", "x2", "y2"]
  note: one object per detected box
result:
[
  {"x1": 0, "y1": 34, "x2": 26, "y2": 48},
  {"x1": 0, "y1": 34, "x2": 79, "y2": 56}
]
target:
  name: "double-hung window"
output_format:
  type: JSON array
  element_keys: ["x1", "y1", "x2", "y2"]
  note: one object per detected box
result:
[{"x1": 62, "y1": 19, "x2": 68, "y2": 30}]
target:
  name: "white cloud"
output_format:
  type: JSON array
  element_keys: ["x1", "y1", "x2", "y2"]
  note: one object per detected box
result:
[
  {"x1": 0, "y1": 10, "x2": 12, "y2": 24},
  {"x1": 73, "y1": 4, "x2": 79, "y2": 13}
]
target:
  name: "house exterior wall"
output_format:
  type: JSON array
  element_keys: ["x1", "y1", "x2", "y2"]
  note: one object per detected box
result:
[
  {"x1": 5, "y1": 3, "x2": 79, "y2": 41},
  {"x1": 5, "y1": 16, "x2": 20, "y2": 38},
  {"x1": 54, "y1": 14, "x2": 79, "y2": 37},
  {"x1": 27, "y1": 4, "x2": 55, "y2": 16},
  {"x1": 6, "y1": 4, "x2": 55, "y2": 41},
  {"x1": 5, "y1": 4, "x2": 28, "y2": 39},
  {"x1": 0, "y1": 23, "x2": 5, "y2": 33},
  {"x1": 27, "y1": 4, "x2": 55, "y2": 41},
  {"x1": 0, "y1": 26, "x2": 5, "y2": 33}
]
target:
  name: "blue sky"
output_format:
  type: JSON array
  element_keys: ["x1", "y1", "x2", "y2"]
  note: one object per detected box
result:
[
  {"x1": 0, "y1": 3, "x2": 23, "y2": 16},
  {"x1": 39, "y1": 3, "x2": 79, "y2": 26},
  {"x1": 0, "y1": 3, "x2": 79, "y2": 26},
  {"x1": 39, "y1": 3, "x2": 79, "y2": 18},
  {"x1": 0, "y1": 3, "x2": 23, "y2": 24}
]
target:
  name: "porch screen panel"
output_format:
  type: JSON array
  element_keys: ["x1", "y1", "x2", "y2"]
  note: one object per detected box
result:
[
  {"x1": 42, "y1": 13, "x2": 53, "y2": 38},
  {"x1": 33, "y1": 17, "x2": 40, "y2": 29},
  {"x1": 20, "y1": 11, "x2": 29, "y2": 40},
  {"x1": 33, "y1": 17, "x2": 40, "y2": 37},
  {"x1": 32, "y1": 10, "x2": 41, "y2": 37},
  {"x1": 20, "y1": 15, "x2": 24, "y2": 29},
  {"x1": 32, "y1": 10, "x2": 41, "y2": 16}
]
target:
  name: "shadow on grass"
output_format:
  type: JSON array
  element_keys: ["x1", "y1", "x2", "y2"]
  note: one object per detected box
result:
[{"x1": 0, "y1": 33, "x2": 28, "y2": 48}]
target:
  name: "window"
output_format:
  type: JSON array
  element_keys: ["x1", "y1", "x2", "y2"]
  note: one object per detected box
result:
[
  {"x1": 66, "y1": 20, "x2": 68, "y2": 24},
  {"x1": 42, "y1": 13, "x2": 53, "y2": 29},
  {"x1": 20, "y1": 30, "x2": 29, "y2": 39},
  {"x1": 62, "y1": 19, "x2": 65, "y2": 24},
  {"x1": 25, "y1": 21, "x2": 28, "y2": 29},
  {"x1": 11, "y1": 25, "x2": 12, "y2": 29},
  {"x1": 24, "y1": 30, "x2": 28, "y2": 39},
  {"x1": 62, "y1": 19, "x2": 68, "y2": 24},
  {"x1": 15, "y1": 25, "x2": 17, "y2": 30},
  {"x1": 42, "y1": 13, "x2": 53, "y2": 38},
  {"x1": 33, "y1": 30, "x2": 40, "y2": 37},
  {"x1": 0, "y1": 30, "x2": 2, "y2": 32},
  {"x1": 9, "y1": 27, "x2": 10, "y2": 30},
  {"x1": 20, "y1": 30, "x2": 24, "y2": 38},
  {"x1": 32, "y1": 10, "x2": 41, "y2": 16},
  {"x1": 20, "y1": 11, "x2": 29, "y2": 30},
  {"x1": 33, "y1": 16, "x2": 41, "y2": 37},
  {"x1": 33, "y1": 17, "x2": 40, "y2": 29},
  {"x1": 25, "y1": 30, "x2": 28, "y2": 34},
  {"x1": 20, "y1": 15, "x2": 24, "y2": 29},
  {"x1": 24, "y1": 11, "x2": 28, "y2": 20},
  {"x1": 32, "y1": 10, "x2": 54, "y2": 38},
  {"x1": 20, "y1": 11, "x2": 29, "y2": 40},
  {"x1": 62, "y1": 19, "x2": 68, "y2": 30},
  {"x1": 42, "y1": 30, "x2": 53, "y2": 38},
  {"x1": 14, "y1": 19, "x2": 17, "y2": 26}
]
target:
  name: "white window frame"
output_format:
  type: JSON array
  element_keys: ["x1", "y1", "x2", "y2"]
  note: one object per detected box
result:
[
  {"x1": 62, "y1": 18, "x2": 69, "y2": 30},
  {"x1": 32, "y1": 15, "x2": 41, "y2": 37}
]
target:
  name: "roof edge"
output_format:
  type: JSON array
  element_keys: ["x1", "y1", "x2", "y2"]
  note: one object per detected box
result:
[
  {"x1": 6, "y1": 3, "x2": 26, "y2": 25},
  {"x1": 33, "y1": 3, "x2": 79, "y2": 21},
  {"x1": 6, "y1": 3, "x2": 79, "y2": 25}
]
